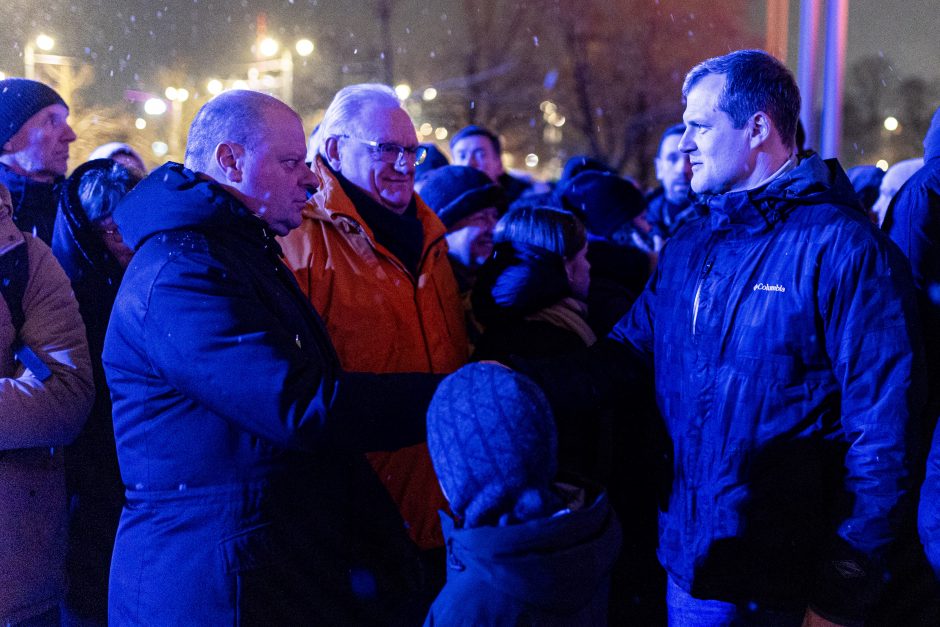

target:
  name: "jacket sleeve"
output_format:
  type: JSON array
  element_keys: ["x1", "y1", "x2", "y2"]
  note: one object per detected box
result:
[
  {"x1": 0, "y1": 238, "x2": 93, "y2": 448},
  {"x1": 141, "y1": 249, "x2": 436, "y2": 453},
  {"x1": 920, "y1": 420, "x2": 940, "y2": 579},
  {"x1": 811, "y1": 234, "x2": 926, "y2": 622}
]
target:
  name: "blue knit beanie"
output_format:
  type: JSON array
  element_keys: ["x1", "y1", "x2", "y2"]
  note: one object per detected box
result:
[
  {"x1": 0, "y1": 78, "x2": 67, "y2": 149},
  {"x1": 420, "y1": 165, "x2": 506, "y2": 228},
  {"x1": 427, "y1": 362, "x2": 561, "y2": 528}
]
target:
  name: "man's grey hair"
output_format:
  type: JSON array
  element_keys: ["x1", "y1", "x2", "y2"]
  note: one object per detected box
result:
[
  {"x1": 682, "y1": 49, "x2": 801, "y2": 151},
  {"x1": 184, "y1": 90, "x2": 294, "y2": 172},
  {"x1": 309, "y1": 83, "x2": 403, "y2": 162}
]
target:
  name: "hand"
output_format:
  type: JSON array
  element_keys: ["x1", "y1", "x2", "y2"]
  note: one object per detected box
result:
[{"x1": 802, "y1": 608, "x2": 846, "y2": 627}]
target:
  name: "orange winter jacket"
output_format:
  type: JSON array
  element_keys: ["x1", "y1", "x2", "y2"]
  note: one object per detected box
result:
[{"x1": 278, "y1": 158, "x2": 468, "y2": 549}]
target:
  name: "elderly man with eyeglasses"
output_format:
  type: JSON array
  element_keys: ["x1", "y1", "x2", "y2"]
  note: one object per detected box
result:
[{"x1": 279, "y1": 83, "x2": 468, "y2": 598}]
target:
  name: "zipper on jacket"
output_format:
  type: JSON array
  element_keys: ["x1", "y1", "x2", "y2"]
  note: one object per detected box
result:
[{"x1": 691, "y1": 256, "x2": 715, "y2": 336}]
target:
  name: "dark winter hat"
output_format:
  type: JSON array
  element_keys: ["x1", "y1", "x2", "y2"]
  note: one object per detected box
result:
[
  {"x1": 427, "y1": 362, "x2": 561, "y2": 528},
  {"x1": 559, "y1": 155, "x2": 614, "y2": 183},
  {"x1": 0, "y1": 78, "x2": 68, "y2": 149},
  {"x1": 559, "y1": 171, "x2": 646, "y2": 238},
  {"x1": 420, "y1": 165, "x2": 506, "y2": 229},
  {"x1": 415, "y1": 143, "x2": 449, "y2": 183},
  {"x1": 449, "y1": 124, "x2": 501, "y2": 154}
]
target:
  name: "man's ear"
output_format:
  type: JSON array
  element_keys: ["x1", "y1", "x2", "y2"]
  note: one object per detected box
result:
[
  {"x1": 324, "y1": 136, "x2": 342, "y2": 170},
  {"x1": 749, "y1": 112, "x2": 773, "y2": 148},
  {"x1": 215, "y1": 141, "x2": 244, "y2": 183}
]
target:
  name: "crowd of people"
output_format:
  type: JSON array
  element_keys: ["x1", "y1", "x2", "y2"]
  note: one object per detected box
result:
[{"x1": 0, "y1": 46, "x2": 938, "y2": 626}]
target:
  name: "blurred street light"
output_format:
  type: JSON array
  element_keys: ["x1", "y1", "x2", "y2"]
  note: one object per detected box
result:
[
  {"x1": 24, "y1": 33, "x2": 92, "y2": 105},
  {"x1": 258, "y1": 38, "x2": 279, "y2": 58},
  {"x1": 144, "y1": 98, "x2": 167, "y2": 115},
  {"x1": 876, "y1": 159, "x2": 889, "y2": 171},
  {"x1": 422, "y1": 87, "x2": 438, "y2": 102},
  {"x1": 884, "y1": 116, "x2": 899, "y2": 132},
  {"x1": 35, "y1": 34, "x2": 55, "y2": 52},
  {"x1": 207, "y1": 79, "x2": 223, "y2": 96},
  {"x1": 295, "y1": 39, "x2": 315, "y2": 57},
  {"x1": 135, "y1": 118, "x2": 147, "y2": 130},
  {"x1": 395, "y1": 83, "x2": 412, "y2": 100},
  {"x1": 525, "y1": 153, "x2": 539, "y2": 168},
  {"x1": 434, "y1": 127, "x2": 448, "y2": 140}
]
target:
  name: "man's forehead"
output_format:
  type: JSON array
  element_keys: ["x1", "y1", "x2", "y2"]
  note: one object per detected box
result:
[
  {"x1": 684, "y1": 74, "x2": 725, "y2": 113},
  {"x1": 659, "y1": 133, "x2": 682, "y2": 156},
  {"x1": 453, "y1": 135, "x2": 495, "y2": 153},
  {"x1": 355, "y1": 104, "x2": 416, "y2": 142},
  {"x1": 26, "y1": 103, "x2": 69, "y2": 124}
]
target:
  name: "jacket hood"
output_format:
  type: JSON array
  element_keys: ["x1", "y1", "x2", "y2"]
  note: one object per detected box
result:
[
  {"x1": 471, "y1": 241, "x2": 572, "y2": 327},
  {"x1": 52, "y1": 158, "x2": 126, "y2": 288},
  {"x1": 114, "y1": 162, "x2": 264, "y2": 250},
  {"x1": 441, "y1": 491, "x2": 621, "y2": 613},
  {"x1": 697, "y1": 154, "x2": 862, "y2": 235},
  {"x1": 924, "y1": 106, "x2": 940, "y2": 162}
]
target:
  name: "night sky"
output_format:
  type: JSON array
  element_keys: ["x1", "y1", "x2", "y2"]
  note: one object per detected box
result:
[{"x1": 0, "y1": 0, "x2": 935, "y2": 105}]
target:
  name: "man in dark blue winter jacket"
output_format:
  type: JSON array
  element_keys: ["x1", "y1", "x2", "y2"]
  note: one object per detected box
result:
[
  {"x1": 889, "y1": 106, "x2": 940, "y2": 581},
  {"x1": 103, "y1": 90, "x2": 440, "y2": 626},
  {"x1": 578, "y1": 50, "x2": 924, "y2": 626}
]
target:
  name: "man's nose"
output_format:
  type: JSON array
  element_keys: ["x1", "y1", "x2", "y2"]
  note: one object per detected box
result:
[
  {"x1": 677, "y1": 130, "x2": 693, "y2": 154},
  {"x1": 302, "y1": 164, "x2": 320, "y2": 191},
  {"x1": 63, "y1": 123, "x2": 77, "y2": 143}
]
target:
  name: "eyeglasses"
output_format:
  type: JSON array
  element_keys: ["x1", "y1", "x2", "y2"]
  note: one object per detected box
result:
[{"x1": 340, "y1": 136, "x2": 428, "y2": 167}]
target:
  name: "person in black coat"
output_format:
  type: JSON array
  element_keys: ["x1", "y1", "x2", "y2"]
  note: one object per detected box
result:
[
  {"x1": 51, "y1": 158, "x2": 142, "y2": 626},
  {"x1": 104, "y1": 90, "x2": 441, "y2": 626}
]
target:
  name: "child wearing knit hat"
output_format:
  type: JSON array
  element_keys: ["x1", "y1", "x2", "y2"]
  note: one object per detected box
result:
[{"x1": 425, "y1": 362, "x2": 622, "y2": 625}]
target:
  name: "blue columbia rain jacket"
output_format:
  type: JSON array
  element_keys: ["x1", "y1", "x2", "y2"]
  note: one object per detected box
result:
[{"x1": 611, "y1": 154, "x2": 925, "y2": 623}]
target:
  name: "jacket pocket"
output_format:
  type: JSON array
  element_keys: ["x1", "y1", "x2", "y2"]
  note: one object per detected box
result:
[{"x1": 220, "y1": 523, "x2": 311, "y2": 626}]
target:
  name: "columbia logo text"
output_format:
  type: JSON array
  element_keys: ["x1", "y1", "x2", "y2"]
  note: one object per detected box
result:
[{"x1": 753, "y1": 283, "x2": 786, "y2": 293}]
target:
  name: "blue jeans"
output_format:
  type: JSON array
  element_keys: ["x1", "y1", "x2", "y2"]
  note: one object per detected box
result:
[{"x1": 667, "y1": 577, "x2": 804, "y2": 627}]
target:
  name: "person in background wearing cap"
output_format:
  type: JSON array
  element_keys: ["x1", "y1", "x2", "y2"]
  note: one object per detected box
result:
[
  {"x1": 645, "y1": 124, "x2": 699, "y2": 247},
  {"x1": 559, "y1": 170, "x2": 654, "y2": 336},
  {"x1": 0, "y1": 180, "x2": 93, "y2": 626},
  {"x1": 0, "y1": 78, "x2": 77, "y2": 244},
  {"x1": 87, "y1": 142, "x2": 147, "y2": 174},
  {"x1": 450, "y1": 124, "x2": 533, "y2": 204},
  {"x1": 279, "y1": 83, "x2": 468, "y2": 599},
  {"x1": 424, "y1": 362, "x2": 622, "y2": 625},
  {"x1": 419, "y1": 164, "x2": 506, "y2": 345}
]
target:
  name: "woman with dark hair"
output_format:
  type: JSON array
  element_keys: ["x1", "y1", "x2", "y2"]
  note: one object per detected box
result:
[
  {"x1": 51, "y1": 158, "x2": 142, "y2": 626},
  {"x1": 471, "y1": 206, "x2": 602, "y2": 481},
  {"x1": 472, "y1": 205, "x2": 594, "y2": 362}
]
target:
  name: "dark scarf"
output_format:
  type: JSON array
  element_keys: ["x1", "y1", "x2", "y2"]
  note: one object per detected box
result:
[{"x1": 331, "y1": 166, "x2": 424, "y2": 277}]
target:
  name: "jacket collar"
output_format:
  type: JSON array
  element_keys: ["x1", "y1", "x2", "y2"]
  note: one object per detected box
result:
[{"x1": 696, "y1": 153, "x2": 859, "y2": 236}]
